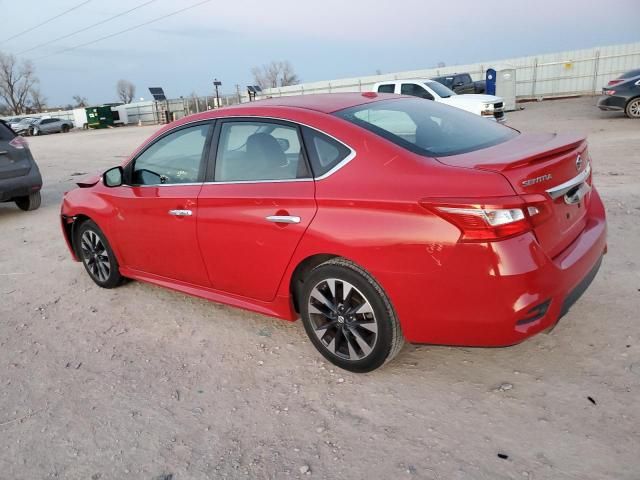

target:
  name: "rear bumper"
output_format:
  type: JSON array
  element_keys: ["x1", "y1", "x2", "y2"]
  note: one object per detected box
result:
[
  {"x1": 597, "y1": 95, "x2": 626, "y2": 111},
  {"x1": 379, "y1": 187, "x2": 607, "y2": 346},
  {"x1": 0, "y1": 166, "x2": 42, "y2": 202}
]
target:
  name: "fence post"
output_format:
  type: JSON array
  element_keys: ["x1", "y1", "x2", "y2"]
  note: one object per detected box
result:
[
  {"x1": 531, "y1": 58, "x2": 538, "y2": 98},
  {"x1": 592, "y1": 50, "x2": 601, "y2": 94}
]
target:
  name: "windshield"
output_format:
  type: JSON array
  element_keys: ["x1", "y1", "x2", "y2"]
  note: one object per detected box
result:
[
  {"x1": 19, "y1": 118, "x2": 35, "y2": 124},
  {"x1": 334, "y1": 97, "x2": 517, "y2": 157},
  {"x1": 424, "y1": 81, "x2": 455, "y2": 98}
]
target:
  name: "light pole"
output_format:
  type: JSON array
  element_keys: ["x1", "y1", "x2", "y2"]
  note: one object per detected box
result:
[{"x1": 213, "y1": 78, "x2": 222, "y2": 108}]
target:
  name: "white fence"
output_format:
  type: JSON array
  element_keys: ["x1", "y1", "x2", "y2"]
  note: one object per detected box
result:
[{"x1": 258, "y1": 42, "x2": 640, "y2": 100}]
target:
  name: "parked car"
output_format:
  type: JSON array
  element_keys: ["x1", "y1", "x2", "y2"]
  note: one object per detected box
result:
[
  {"x1": 60, "y1": 93, "x2": 606, "y2": 372},
  {"x1": 0, "y1": 119, "x2": 42, "y2": 211},
  {"x1": 605, "y1": 68, "x2": 640, "y2": 87},
  {"x1": 28, "y1": 117, "x2": 74, "y2": 135},
  {"x1": 598, "y1": 74, "x2": 640, "y2": 118},
  {"x1": 431, "y1": 72, "x2": 486, "y2": 94},
  {"x1": 10, "y1": 117, "x2": 37, "y2": 135},
  {"x1": 373, "y1": 79, "x2": 505, "y2": 121}
]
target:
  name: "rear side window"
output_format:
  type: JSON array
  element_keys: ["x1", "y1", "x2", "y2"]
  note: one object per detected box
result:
[
  {"x1": 215, "y1": 121, "x2": 309, "y2": 182},
  {"x1": 0, "y1": 121, "x2": 15, "y2": 141},
  {"x1": 400, "y1": 83, "x2": 433, "y2": 100},
  {"x1": 334, "y1": 97, "x2": 517, "y2": 157},
  {"x1": 377, "y1": 84, "x2": 395, "y2": 93},
  {"x1": 302, "y1": 127, "x2": 352, "y2": 177}
]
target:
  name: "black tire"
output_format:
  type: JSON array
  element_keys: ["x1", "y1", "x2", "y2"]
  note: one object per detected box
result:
[
  {"x1": 15, "y1": 191, "x2": 41, "y2": 211},
  {"x1": 299, "y1": 258, "x2": 404, "y2": 373},
  {"x1": 74, "y1": 220, "x2": 123, "y2": 288},
  {"x1": 62, "y1": 124, "x2": 70, "y2": 133},
  {"x1": 625, "y1": 97, "x2": 640, "y2": 119}
]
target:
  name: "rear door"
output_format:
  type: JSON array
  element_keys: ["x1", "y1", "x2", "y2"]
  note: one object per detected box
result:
[
  {"x1": 197, "y1": 118, "x2": 316, "y2": 301},
  {"x1": 0, "y1": 121, "x2": 32, "y2": 182}
]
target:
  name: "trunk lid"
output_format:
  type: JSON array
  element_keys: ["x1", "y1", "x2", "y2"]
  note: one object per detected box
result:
[{"x1": 437, "y1": 132, "x2": 592, "y2": 258}]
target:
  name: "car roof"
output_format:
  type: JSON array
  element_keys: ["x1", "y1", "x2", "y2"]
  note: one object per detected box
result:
[{"x1": 218, "y1": 93, "x2": 399, "y2": 114}]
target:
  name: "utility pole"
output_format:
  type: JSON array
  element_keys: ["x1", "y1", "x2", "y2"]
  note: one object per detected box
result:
[{"x1": 213, "y1": 78, "x2": 222, "y2": 108}]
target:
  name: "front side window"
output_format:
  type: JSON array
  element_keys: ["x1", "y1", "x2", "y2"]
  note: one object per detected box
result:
[
  {"x1": 377, "y1": 84, "x2": 395, "y2": 94},
  {"x1": 132, "y1": 124, "x2": 210, "y2": 185},
  {"x1": 301, "y1": 127, "x2": 352, "y2": 177},
  {"x1": 334, "y1": 97, "x2": 517, "y2": 157},
  {"x1": 215, "y1": 121, "x2": 309, "y2": 182},
  {"x1": 401, "y1": 83, "x2": 432, "y2": 100},
  {"x1": 424, "y1": 81, "x2": 456, "y2": 98}
]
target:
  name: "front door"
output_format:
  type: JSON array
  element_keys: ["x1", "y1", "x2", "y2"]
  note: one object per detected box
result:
[
  {"x1": 197, "y1": 119, "x2": 317, "y2": 302},
  {"x1": 108, "y1": 122, "x2": 213, "y2": 286}
]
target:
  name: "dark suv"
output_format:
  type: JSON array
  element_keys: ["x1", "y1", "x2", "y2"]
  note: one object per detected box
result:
[{"x1": 0, "y1": 119, "x2": 42, "y2": 211}]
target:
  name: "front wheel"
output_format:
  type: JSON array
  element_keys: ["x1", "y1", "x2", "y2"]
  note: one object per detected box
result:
[
  {"x1": 74, "y1": 220, "x2": 123, "y2": 288},
  {"x1": 625, "y1": 98, "x2": 640, "y2": 118},
  {"x1": 299, "y1": 259, "x2": 404, "y2": 373}
]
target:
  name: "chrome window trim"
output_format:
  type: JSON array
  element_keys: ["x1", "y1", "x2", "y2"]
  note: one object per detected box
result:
[
  {"x1": 546, "y1": 163, "x2": 591, "y2": 200},
  {"x1": 128, "y1": 115, "x2": 357, "y2": 187}
]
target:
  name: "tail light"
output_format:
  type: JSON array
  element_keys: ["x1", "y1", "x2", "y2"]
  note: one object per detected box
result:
[
  {"x1": 9, "y1": 136, "x2": 28, "y2": 149},
  {"x1": 420, "y1": 195, "x2": 551, "y2": 242},
  {"x1": 604, "y1": 90, "x2": 616, "y2": 96},
  {"x1": 607, "y1": 79, "x2": 624, "y2": 86}
]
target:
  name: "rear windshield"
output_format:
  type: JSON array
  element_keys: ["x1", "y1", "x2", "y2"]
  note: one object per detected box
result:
[
  {"x1": 334, "y1": 97, "x2": 517, "y2": 157},
  {"x1": 0, "y1": 121, "x2": 15, "y2": 141},
  {"x1": 620, "y1": 69, "x2": 640, "y2": 79}
]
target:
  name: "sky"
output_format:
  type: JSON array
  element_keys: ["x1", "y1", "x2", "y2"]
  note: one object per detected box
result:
[{"x1": 0, "y1": 0, "x2": 638, "y2": 106}]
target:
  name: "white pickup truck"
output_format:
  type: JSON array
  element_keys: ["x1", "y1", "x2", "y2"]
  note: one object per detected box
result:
[{"x1": 372, "y1": 79, "x2": 505, "y2": 122}]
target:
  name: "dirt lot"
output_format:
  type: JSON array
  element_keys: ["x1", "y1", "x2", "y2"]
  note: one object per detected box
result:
[{"x1": 1, "y1": 97, "x2": 639, "y2": 480}]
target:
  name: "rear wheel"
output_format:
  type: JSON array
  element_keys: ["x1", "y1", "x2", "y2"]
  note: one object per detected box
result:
[
  {"x1": 299, "y1": 258, "x2": 404, "y2": 373},
  {"x1": 15, "y1": 191, "x2": 41, "y2": 211},
  {"x1": 625, "y1": 98, "x2": 640, "y2": 118},
  {"x1": 62, "y1": 124, "x2": 70, "y2": 133},
  {"x1": 74, "y1": 220, "x2": 123, "y2": 288}
]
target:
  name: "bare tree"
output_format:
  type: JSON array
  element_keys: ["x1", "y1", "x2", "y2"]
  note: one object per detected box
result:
[
  {"x1": 0, "y1": 52, "x2": 38, "y2": 115},
  {"x1": 116, "y1": 79, "x2": 136, "y2": 104},
  {"x1": 28, "y1": 87, "x2": 46, "y2": 112},
  {"x1": 251, "y1": 61, "x2": 299, "y2": 90},
  {"x1": 72, "y1": 95, "x2": 89, "y2": 107}
]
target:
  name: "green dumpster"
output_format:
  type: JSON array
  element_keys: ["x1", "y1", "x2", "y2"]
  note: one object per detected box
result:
[{"x1": 85, "y1": 106, "x2": 114, "y2": 129}]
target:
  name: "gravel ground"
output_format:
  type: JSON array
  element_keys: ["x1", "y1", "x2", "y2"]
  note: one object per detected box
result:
[{"x1": 1, "y1": 97, "x2": 639, "y2": 479}]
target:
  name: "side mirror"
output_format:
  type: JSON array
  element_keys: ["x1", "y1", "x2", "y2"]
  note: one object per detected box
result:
[
  {"x1": 454, "y1": 81, "x2": 464, "y2": 87},
  {"x1": 103, "y1": 166, "x2": 123, "y2": 187}
]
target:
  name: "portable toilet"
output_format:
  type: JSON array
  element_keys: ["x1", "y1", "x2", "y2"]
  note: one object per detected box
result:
[{"x1": 486, "y1": 66, "x2": 516, "y2": 111}]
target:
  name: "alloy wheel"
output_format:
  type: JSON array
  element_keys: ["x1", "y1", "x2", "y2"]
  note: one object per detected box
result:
[
  {"x1": 80, "y1": 230, "x2": 111, "y2": 282},
  {"x1": 307, "y1": 278, "x2": 378, "y2": 361},
  {"x1": 629, "y1": 99, "x2": 640, "y2": 118}
]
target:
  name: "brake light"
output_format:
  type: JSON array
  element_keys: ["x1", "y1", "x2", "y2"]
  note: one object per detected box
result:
[
  {"x1": 607, "y1": 79, "x2": 623, "y2": 86},
  {"x1": 420, "y1": 195, "x2": 551, "y2": 242},
  {"x1": 9, "y1": 136, "x2": 28, "y2": 149},
  {"x1": 604, "y1": 90, "x2": 616, "y2": 96}
]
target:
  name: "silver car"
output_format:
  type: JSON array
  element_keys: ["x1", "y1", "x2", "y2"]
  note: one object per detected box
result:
[{"x1": 29, "y1": 117, "x2": 74, "y2": 135}]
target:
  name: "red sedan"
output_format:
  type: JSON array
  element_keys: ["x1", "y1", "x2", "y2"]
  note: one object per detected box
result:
[{"x1": 60, "y1": 93, "x2": 607, "y2": 372}]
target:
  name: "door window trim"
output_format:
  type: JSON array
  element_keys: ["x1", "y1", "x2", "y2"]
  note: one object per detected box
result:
[
  {"x1": 123, "y1": 120, "x2": 215, "y2": 187},
  {"x1": 203, "y1": 116, "x2": 356, "y2": 184}
]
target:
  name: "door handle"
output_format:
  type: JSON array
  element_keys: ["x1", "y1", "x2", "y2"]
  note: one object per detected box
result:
[
  {"x1": 168, "y1": 209, "x2": 193, "y2": 216},
  {"x1": 0, "y1": 151, "x2": 7, "y2": 155},
  {"x1": 266, "y1": 215, "x2": 300, "y2": 224}
]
